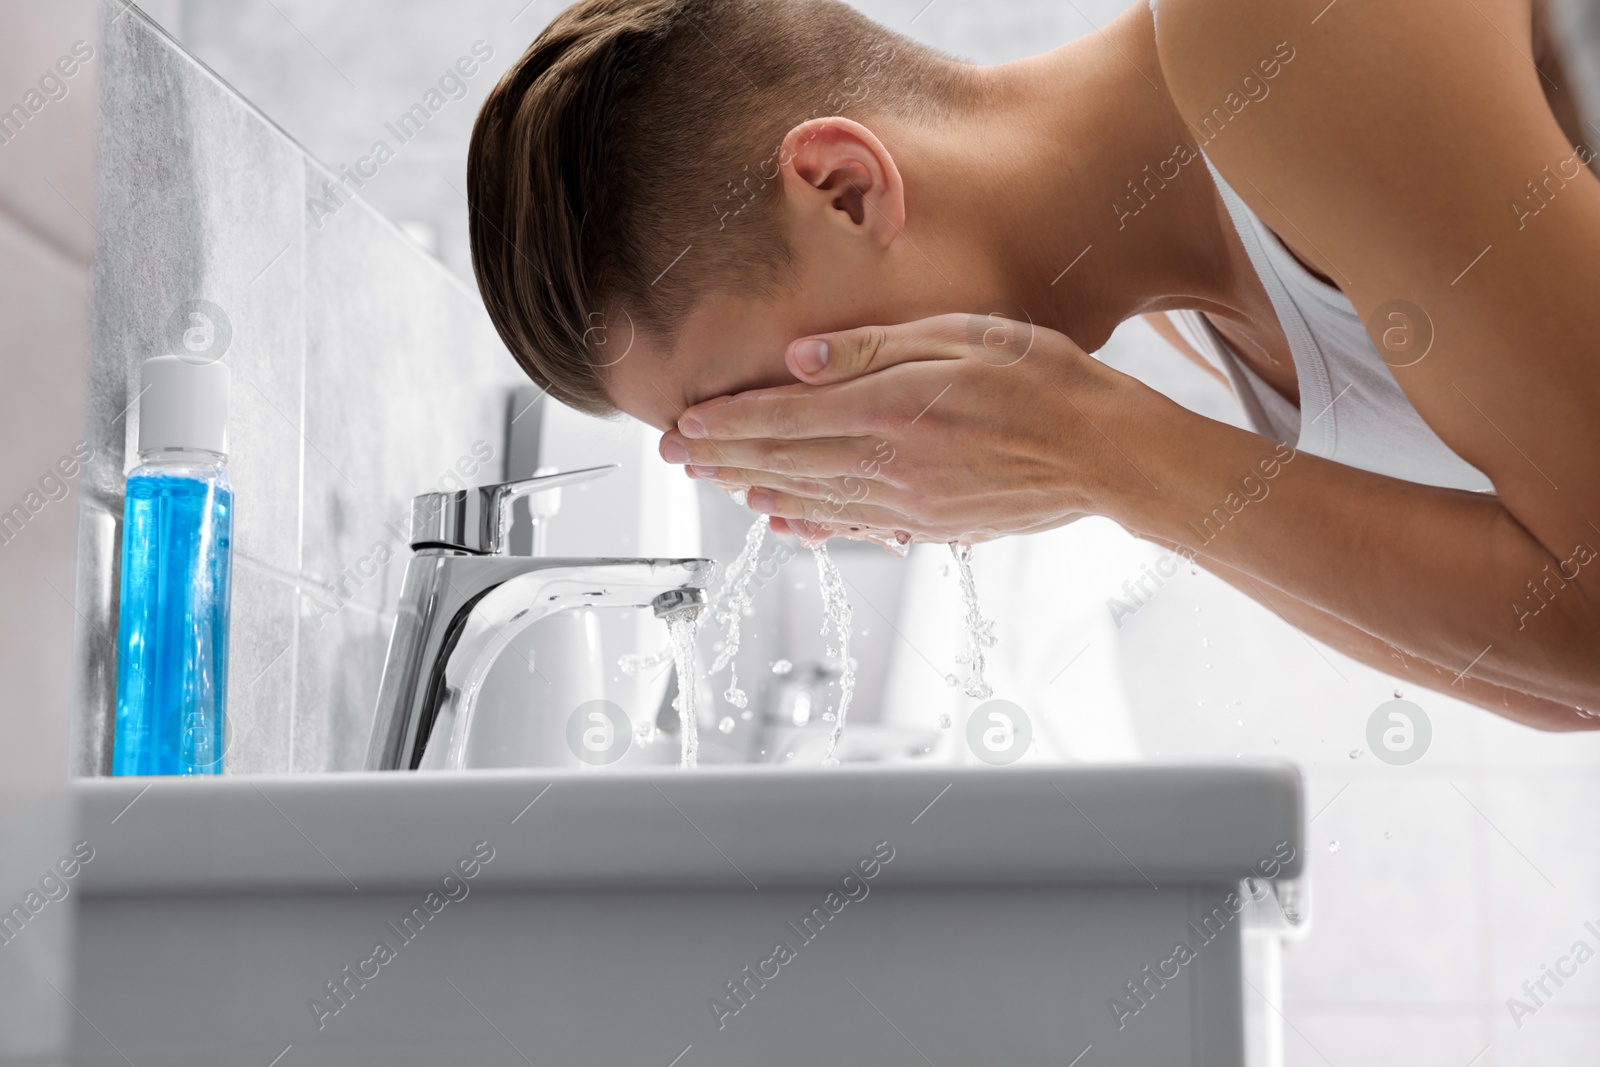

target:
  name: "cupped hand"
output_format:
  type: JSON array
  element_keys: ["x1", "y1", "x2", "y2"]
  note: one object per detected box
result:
[{"x1": 658, "y1": 313, "x2": 1147, "y2": 544}]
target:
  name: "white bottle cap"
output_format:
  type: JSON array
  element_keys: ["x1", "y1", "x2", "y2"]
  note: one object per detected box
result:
[{"x1": 137, "y1": 354, "x2": 231, "y2": 455}]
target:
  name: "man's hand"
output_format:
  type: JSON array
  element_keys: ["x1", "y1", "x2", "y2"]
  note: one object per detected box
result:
[{"x1": 657, "y1": 313, "x2": 1158, "y2": 543}]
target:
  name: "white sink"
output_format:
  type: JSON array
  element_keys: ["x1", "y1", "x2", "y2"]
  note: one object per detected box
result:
[{"x1": 71, "y1": 762, "x2": 1304, "y2": 1066}]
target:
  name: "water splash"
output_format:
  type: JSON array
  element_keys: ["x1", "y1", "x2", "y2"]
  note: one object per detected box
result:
[
  {"x1": 812, "y1": 543, "x2": 856, "y2": 766},
  {"x1": 707, "y1": 517, "x2": 769, "y2": 709},
  {"x1": 665, "y1": 606, "x2": 703, "y2": 769},
  {"x1": 950, "y1": 544, "x2": 997, "y2": 699},
  {"x1": 859, "y1": 529, "x2": 913, "y2": 558},
  {"x1": 618, "y1": 646, "x2": 672, "y2": 675}
]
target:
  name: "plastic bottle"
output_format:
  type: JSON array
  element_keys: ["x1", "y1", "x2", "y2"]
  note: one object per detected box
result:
[{"x1": 112, "y1": 354, "x2": 233, "y2": 776}]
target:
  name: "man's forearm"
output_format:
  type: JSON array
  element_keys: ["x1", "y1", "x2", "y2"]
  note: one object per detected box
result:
[
  {"x1": 1144, "y1": 534, "x2": 1597, "y2": 730},
  {"x1": 1107, "y1": 397, "x2": 1600, "y2": 709}
]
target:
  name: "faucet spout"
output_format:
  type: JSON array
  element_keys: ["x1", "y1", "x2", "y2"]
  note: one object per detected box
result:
[
  {"x1": 651, "y1": 587, "x2": 707, "y2": 619},
  {"x1": 365, "y1": 553, "x2": 714, "y2": 771}
]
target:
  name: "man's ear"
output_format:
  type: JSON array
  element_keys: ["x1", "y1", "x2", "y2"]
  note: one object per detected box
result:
[{"x1": 778, "y1": 117, "x2": 905, "y2": 246}]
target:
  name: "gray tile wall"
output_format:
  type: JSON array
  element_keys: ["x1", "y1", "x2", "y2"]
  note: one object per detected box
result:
[
  {"x1": 162, "y1": 0, "x2": 1134, "y2": 284},
  {"x1": 75, "y1": 0, "x2": 522, "y2": 775}
]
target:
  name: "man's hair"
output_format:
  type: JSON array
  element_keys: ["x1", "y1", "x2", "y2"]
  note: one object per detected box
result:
[{"x1": 468, "y1": 0, "x2": 969, "y2": 415}]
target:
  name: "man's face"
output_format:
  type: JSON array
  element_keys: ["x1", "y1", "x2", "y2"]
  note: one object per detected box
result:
[
  {"x1": 605, "y1": 255, "x2": 905, "y2": 432},
  {"x1": 605, "y1": 291, "x2": 803, "y2": 433}
]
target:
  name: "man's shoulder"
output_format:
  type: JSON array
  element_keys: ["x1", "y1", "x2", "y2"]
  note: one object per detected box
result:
[{"x1": 1154, "y1": 0, "x2": 1533, "y2": 139}]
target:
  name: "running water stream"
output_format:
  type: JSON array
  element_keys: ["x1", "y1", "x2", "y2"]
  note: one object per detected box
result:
[
  {"x1": 811, "y1": 542, "x2": 857, "y2": 765},
  {"x1": 951, "y1": 543, "x2": 997, "y2": 699},
  {"x1": 624, "y1": 519, "x2": 995, "y2": 769},
  {"x1": 706, "y1": 516, "x2": 769, "y2": 710},
  {"x1": 664, "y1": 606, "x2": 703, "y2": 768}
]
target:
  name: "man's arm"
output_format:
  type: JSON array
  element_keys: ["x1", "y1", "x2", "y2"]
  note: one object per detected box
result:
[
  {"x1": 1143, "y1": 0, "x2": 1600, "y2": 711},
  {"x1": 1143, "y1": 534, "x2": 1596, "y2": 731}
]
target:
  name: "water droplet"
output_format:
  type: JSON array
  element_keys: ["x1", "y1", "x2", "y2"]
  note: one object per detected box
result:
[
  {"x1": 724, "y1": 687, "x2": 749, "y2": 710},
  {"x1": 1236, "y1": 719, "x2": 1244, "y2": 727},
  {"x1": 1348, "y1": 748, "x2": 1363, "y2": 760},
  {"x1": 938, "y1": 713, "x2": 952, "y2": 729},
  {"x1": 1200, "y1": 637, "x2": 1210, "y2": 647},
  {"x1": 1393, "y1": 688, "x2": 1403, "y2": 698},
  {"x1": 945, "y1": 673, "x2": 961, "y2": 688},
  {"x1": 825, "y1": 646, "x2": 837, "y2": 659},
  {"x1": 717, "y1": 716, "x2": 736, "y2": 734},
  {"x1": 771, "y1": 658, "x2": 793, "y2": 675},
  {"x1": 1205, "y1": 662, "x2": 1213, "y2": 669},
  {"x1": 740, "y1": 709, "x2": 753, "y2": 721},
  {"x1": 822, "y1": 712, "x2": 836, "y2": 723},
  {"x1": 1383, "y1": 831, "x2": 1393, "y2": 840},
  {"x1": 1327, "y1": 840, "x2": 1342, "y2": 853}
]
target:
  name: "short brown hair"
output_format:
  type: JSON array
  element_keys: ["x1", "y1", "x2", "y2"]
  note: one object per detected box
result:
[{"x1": 468, "y1": 0, "x2": 968, "y2": 416}]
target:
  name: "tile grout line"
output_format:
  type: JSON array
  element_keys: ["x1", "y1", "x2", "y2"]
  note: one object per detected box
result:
[
  {"x1": 1467, "y1": 714, "x2": 1498, "y2": 1067},
  {"x1": 288, "y1": 169, "x2": 309, "y2": 774},
  {"x1": 1470, "y1": 778, "x2": 1498, "y2": 1065}
]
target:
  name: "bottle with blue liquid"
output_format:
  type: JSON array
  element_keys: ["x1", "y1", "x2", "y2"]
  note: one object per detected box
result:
[{"x1": 112, "y1": 354, "x2": 234, "y2": 776}]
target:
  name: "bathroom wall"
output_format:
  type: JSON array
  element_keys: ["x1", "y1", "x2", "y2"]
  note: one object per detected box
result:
[{"x1": 75, "y1": 0, "x2": 526, "y2": 775}]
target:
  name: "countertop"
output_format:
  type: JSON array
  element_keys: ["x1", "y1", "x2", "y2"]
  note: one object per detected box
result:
[{"x1": 73, "y1": 761, "x2": 1304, "y2": 894}]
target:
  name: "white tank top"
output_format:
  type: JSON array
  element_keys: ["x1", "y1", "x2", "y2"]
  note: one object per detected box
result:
[{"x1": 1150, "y1": 0, "x2": 1493, "y2": 493}]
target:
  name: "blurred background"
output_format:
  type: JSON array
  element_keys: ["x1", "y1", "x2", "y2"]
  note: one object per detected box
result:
[{"x1": 5, "y1": 0, "x2": 1600, "y2": 1063}]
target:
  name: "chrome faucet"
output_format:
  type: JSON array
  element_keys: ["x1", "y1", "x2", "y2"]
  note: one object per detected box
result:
[{"x1": 365, "y1": 468, "x2": 712, "y2": 771}]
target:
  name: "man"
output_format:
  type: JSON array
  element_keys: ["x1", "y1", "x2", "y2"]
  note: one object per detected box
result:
[{"x1": 467, "y1": 0, "x2": 1600, "y2": 728}]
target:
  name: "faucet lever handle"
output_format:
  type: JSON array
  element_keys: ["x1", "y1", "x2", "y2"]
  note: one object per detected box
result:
[
  {"x1": 493, "y1": 464, "x2": 617, "y2": 508},
  {"x1": 410, "y1": 464, "x2": 618, "y2": 555}
]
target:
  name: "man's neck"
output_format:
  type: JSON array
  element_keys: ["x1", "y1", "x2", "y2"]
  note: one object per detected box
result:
[{"x1": 901, "y1": 6, "x2": 1245, "y2": 352}]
